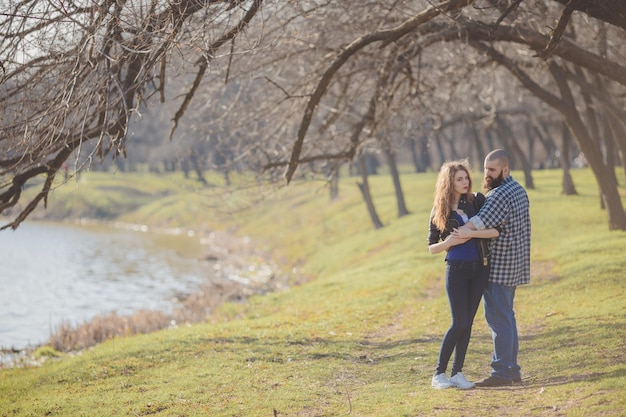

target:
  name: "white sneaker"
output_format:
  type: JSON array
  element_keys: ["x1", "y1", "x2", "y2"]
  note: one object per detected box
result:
[
  {"x1": 449, "y1": 372, "x2": 475, "y2": 389},
  {"x1": 431, "y1": 373, "x2": 454, "y2": 389}
]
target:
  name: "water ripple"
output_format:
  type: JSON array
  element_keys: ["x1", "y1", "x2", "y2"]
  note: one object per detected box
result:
[{"x1": 0, "y1": 222, "x2": 209, "y2": 349}]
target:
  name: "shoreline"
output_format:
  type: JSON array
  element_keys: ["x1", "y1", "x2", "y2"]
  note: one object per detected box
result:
[{"x1": 0, "y1": 220, "x2": 293, "y2": 369}]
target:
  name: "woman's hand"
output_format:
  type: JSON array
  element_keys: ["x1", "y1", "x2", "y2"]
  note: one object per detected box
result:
[
  {"x1": 444, "y1": 233, "x2": 470, "y2": 246},
  {"x1": 451, "y1": 228, "x2": 473, "y2": 239},
  {"x1": 452, "y1": 225, "x2": 500, "y2": 239}
]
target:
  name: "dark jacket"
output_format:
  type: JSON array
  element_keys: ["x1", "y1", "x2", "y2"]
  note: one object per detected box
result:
[{"x1": 427, "y1": 192, "x2": 495, "y2": 265}]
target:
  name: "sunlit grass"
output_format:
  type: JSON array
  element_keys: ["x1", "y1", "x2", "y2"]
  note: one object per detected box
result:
[{"x1": 2, "y1": 167, "x2": 625, "y2": 416}]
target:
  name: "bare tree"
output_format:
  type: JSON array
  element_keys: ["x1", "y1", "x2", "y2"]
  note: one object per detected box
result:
[
  {"x1": 2, "y1": 0, "x2": 625, "y2": 231},
  {"x1": 278, "y1": 0, "x2": 626, "y2": 229},
  {"x1": 0, "y1": 0, "x2": 264, "y2": 230}
]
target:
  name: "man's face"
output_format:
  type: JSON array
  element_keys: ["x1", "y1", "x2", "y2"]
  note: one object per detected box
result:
[{"x1": 483, "y1": 159, "x2": 505, "y2": 191}]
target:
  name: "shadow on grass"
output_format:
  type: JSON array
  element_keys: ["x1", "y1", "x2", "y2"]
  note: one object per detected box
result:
[
  {"x1": 516, "y1": 368, "x2": 626, "y2": 389},
  {"x1": 192, "y1": 333, "x2": 439, "y2": 366},
  {"x1": 468, "y1": 316, "x2": 626, "y2": 389},
  {"x1": 201, "y1": 316, "x2": 623, "y2": 384}
]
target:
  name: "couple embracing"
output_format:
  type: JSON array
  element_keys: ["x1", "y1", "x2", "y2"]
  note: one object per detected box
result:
[{"x1": 427, "y1": 149, "x2": 531, "y2": 389}]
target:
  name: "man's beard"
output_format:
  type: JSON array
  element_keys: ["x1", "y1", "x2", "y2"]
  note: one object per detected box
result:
[{"x1": 484, "y1": 171, "x2": 504, "y2": 191}]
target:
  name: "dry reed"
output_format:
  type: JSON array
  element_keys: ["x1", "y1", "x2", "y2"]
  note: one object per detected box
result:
[{"x1": 47, "y1": 230, "x2": 284, "y2": 352}]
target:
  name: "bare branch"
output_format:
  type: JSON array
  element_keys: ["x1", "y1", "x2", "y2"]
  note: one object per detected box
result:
[
  {"x1": 539, "y1": 0, "x2": 582, "y2": 59},
  {"x1": 284, "y1": 0, "x2": 475, "y2": 183},
  {"x1": 169, "y1": 0, "x2": 264, "y2": 140}
]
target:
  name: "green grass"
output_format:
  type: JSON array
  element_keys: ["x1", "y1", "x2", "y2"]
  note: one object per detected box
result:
[{"x1": 2, "y1": 167, "x2": 625, "y2": 416}]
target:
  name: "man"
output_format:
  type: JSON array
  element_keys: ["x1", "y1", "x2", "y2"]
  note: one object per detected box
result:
[{"x1": 456, "y1": 149, "x2": 531, "y2": 387}]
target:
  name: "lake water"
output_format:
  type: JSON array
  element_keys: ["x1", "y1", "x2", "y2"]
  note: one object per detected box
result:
[{"x1": 0, "y1": 221, "x2": 210, "y2": 350}]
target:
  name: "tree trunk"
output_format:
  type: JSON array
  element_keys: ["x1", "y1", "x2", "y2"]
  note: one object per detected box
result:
[
  {"x1": 485, "y1": 129, "x2": 496, "y2": 151},
  {"x1": 446, "y1": 130, "x2": 460, "y2": 160},
  {"x1": 472, "y1": 42, "x2": 626, "y2": 230},
  {"x1": 576, "y1": 66, "x2": 618, "y2": 205},
  {"x1": 527, "y1": 134, "x2": 535, "y2": 170},
  {"x1": 433, "y1": 132, "x2": 447, "y2": 168},
  {"x1": 408, "y1": 137, "x2": 421, "y2": 173},
  {"x1": 550, "y1": 65, "x2": 626, "y2": 230},
  {"x1": 190, "y1": 154, "x2": 209, "y2": 186},
  {"x1": 467, "y1": 121, "x2": 486, "y2": 171},
  {"x1": 383, "y1": 147, "x2": 410, "y2": 217},
  {"x1": 357, "y1": 155, "x2": 384, "y2": 229},
  {"x1": 364, "y1": 153, "x2": 379, "y2": 175},
  {"x1": 530, "y1": 123, "x2": 558, "y2": 169},
  {"x1": 607, "y1": 115, "x2": 626, "y2": 182},
  {"x1": 495, "y1": 117, "x2": 535, "y2": 189},
  {"x1": 329, "y1": 164, "x2": 340, "y2": 201},
  {"x1": 409, "y1": 135, "x2": 431, "y2": 173},
  {"x1": 560, "y1": 122, "x2": 578, "y2": 195},
  {"x1": 602, "y1": 113, "x2": 617, "y2": 181},
  {"x1": 418, "y1": 135, "x2": 432, "y2": 172}
]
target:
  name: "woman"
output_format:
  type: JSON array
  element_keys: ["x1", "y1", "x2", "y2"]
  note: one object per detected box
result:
[{"x1": 427, "y1": 160, "x2": 499, "y2": 390}]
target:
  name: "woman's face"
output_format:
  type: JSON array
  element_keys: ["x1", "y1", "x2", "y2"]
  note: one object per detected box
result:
[{"x1": 452, "y1": 169, "x2": 470, "y2": 196}]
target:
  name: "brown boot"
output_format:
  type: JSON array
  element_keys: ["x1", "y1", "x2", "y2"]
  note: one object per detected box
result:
[{"x1": 475, "y1": 375, "x2": 513, "y2": 387}]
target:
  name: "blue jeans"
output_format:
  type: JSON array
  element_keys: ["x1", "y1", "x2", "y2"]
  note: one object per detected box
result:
[
  {"x1": 483, "y1": 282, "x2": 521, "y2": 380},
  {"x1": 436, "y1": 261, "x2": 489, "y2": 375}
]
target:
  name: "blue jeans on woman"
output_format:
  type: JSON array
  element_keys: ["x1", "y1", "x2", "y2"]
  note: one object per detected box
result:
[
  {"x1": 436, "y1": 261, "x2": 489, "y2": 375},
  {"x1": 483, "y1": 282, "x2": 521, "y2": 381}
]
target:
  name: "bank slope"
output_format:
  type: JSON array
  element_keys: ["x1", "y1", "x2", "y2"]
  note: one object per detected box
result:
[{"x1": 1, "y1": 168, "x2": 625, "y2": 417}]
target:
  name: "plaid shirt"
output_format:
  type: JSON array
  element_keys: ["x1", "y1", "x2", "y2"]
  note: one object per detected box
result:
[{"x1": 470, "y1": 175, "x2": 531, "y2": 286}]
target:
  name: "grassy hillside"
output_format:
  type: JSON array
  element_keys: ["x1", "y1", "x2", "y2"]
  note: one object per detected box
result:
[{"x1": 1, "y1": 167, "x2": 625, "y2": 416}]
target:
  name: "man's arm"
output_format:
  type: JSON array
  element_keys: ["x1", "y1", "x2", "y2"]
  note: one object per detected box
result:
[
  {"x1": 457, "y1": 216, "x2": 479, "y2": 231},
  {"x1": 467, "y1": 190, "x2": 508, "y2": 230},
  {"x1": 452, "y1": 225, "x2": 499, "y2": 239},
  {"x1": 468, "y1": 215, "x2": 484, "y2": 230}
]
